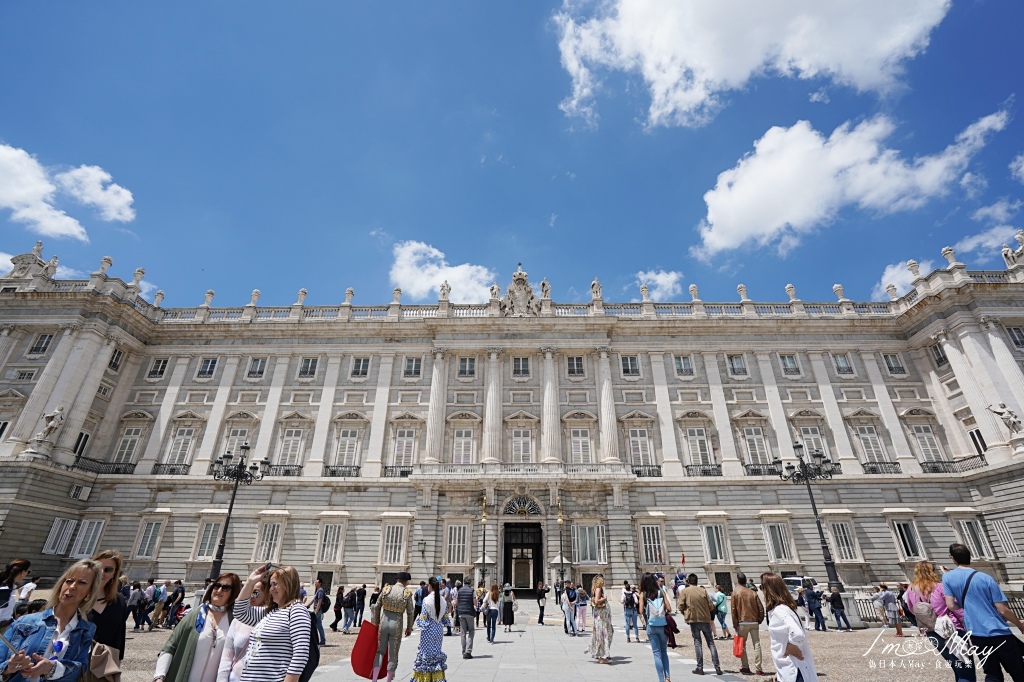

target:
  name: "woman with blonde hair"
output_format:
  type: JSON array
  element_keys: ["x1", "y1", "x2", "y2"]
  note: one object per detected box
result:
[
  {"x1": 761, "y1": 574, "x2": 817, "y2": 682},
  {"x1": 585, "y1": 575, "x2": 612, "y2": 664},
  {"x1": 233, "y1": 565, "x2": 311, "y2": 682},
  {"x1": 89, "y1": 549, "x2": 129, "y2": 660},
  {"x1": 905, "y1": 561, "x2": 975, "y2": 682},
  {"x1": 0, "y1": 559, "x2": 101, "y2": 682}
]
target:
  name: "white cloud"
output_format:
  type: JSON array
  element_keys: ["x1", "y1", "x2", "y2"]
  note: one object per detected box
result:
[
  {"x1": 692, "y1": 110, "x2": 1008, "y2": 259},
  {"x1": 55, "y1": 166, "x2": 135, "y2": 222},
  {"x1": 139, "y1": 280, "x2": 158, "y2": 302},
  {"x1": 556, "y1": 0, "x2": 950, "y2": 128},
  {"x1": 871, "y1": 259, "x2": 933, "y2": 301},
  {"x1": 635, "y1": 269, "x2": 683, "y2": 301},
  {"x1": 55, "y1": 264, "x2": 87, "y2": 279},
  {"x1": 549, "y1": 212, "x2": 558, "y2": 228},
  {"x1": 0, "y1": 144, "x2": 88, "y2": 240},
  {"x1": 809, "y1": 89, "x2": 830, "y2": 104},
  {"x1": 959, "y1": 171, "x2": 987, "y2": 199},
  {"x1": 0, "y1": 250, "x2": 14, "y2": 277},
  {"x1": 1011, "y1": 154, "x2": 1024, "y2": 184},
  {"x1": 954, "y1": 225, "x2": 1017, "y2": 257},
  {"x1": 972, "y1": 198, "x2": 1021, "y2": 223},
  {"x1": 389, "y1": 241, "x2": 495, "y2": 304}
]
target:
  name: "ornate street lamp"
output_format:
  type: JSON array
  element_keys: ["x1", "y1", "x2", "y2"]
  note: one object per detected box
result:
[
  {"x1": 773, "y1": 442, "x2": 843, "y2": 592},
  {"x1": 208, "y1": 442, "x2": 269, "y2": 581}
]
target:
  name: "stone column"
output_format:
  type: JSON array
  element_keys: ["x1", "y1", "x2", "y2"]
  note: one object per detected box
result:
[
  {"x1": 305, "y1": 355, "x2": 342, "y2": 476},
  {"x1": 51, "y1": 335, "x2": 120, "y2": 465},
  {"x1": 2, "y1": 324, "x2": 80, "y2": 455},
  {"x1": 908, "y1": 348, "x2": 972, "y2": 456},
  {"x1": 860, "y1": 352, "x2": 920, "y2": 473},
  {"x1": 596, "y1": 347, "x2": 621, "y2": 463},
  {"x1": 648, "y1": 352, "x2": 683, "y2": 477},
  {"x1": 755, "y1": 352, "x2": 795, "y2": 461},
  {"x1": 362, "y1": 353, "x2": 395, "y2": 478},
  {"x1": 0, "y1": 326, "x2": 23, "y2": 371},
  {"x1": 91, "y1": 353, "x2": 144, "y2": 457},
  {"x1": 934, "y1": 329, "x2": 1008, "y2": 461},
  {"x1": 252, "y1": 355, "x2": 292, "y2": 463},
  {"x1": 702, "y1": 352, "x2": 742, "y2": 476},
  {"x1": 540, "y1": 347, "x2": 562, "y2": 463},
  {"x1": 423, "y1": 348, "x2": 448, "y2": 464},
  {"x1": 981, "y1": 318, "x2": 1024, "y2": 415},
  {"x1": 807, "y1": 353, "x2": 857, "y2": 466},
  {"x1": 959, "y1": 322, "x2": 1019, "y2": 414},
  {"x1": 136, "y1": 355, "x2": 192, "y2": 474},
  {"x1": 192, "y1": 354, "x2": 242, "y2": 474},
  {"x1": 481, "y1": 348, "x2": 503, "y2": 463}
]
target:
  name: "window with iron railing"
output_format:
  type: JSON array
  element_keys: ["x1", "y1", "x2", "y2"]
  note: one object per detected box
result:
[
  {"x1": 247, "y1": 357, "x2": 266, "y2": 379},
  {"x1": 674, "y1": 355, "x2": 694, "y2": 376},
  {"x1": 567, "y1": 356, "x2": 585, "y2": 377},
  {"x1": 28, "y1": 334, "x2": 53, "y2": 355},
  {"x1": 148, "y1": 358, "x2": 169, "y2": 379},
  {"x1": 512, "y1": 357, "x2": 530, "y2": 377}
]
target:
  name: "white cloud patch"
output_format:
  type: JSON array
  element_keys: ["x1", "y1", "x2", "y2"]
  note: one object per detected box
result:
[
  {"x1": 55, "y1": 264, "x2": 87, "y2": 279},
  {"x1": 635, "y1": 269, "x2": 683, "y2": 301},
  {"x1": 954, "y1": 225, "x2": 1017, "y2": 257},
  {"x1": 809, "y1": 89, "x2": 830, "y2": 104},
  {"x1": 871, "y1": 259, "x2": 933, "y2": 301},
  {"x1": 0, "y1": 250, "x2": 14, "y2": 277},
  {"x1": 1010, "y1": 154, "x2": 1024, "y2": 184},
  {"x1": 549, "y1": 212, "x2": 558, "y2": 228},
  {"x1": 556, "y1": 0, "x2": 950, "y2": 128},
  {"x1": 972, "y1": 198, "x2": 1021, "y2": 224},
  {"x1": 692, "y1": 110, "x2": 1008, "y2": 259},
  {"x1": 0, "y1": 143, "x2": 136, "y2": 242},
  {"x1": 139, "y1": 280, "x2": 159, "y2": 302},
  {"x1": 389, "y1": 241, "x2": 495, "y2": 304},
  {"x1": 959, "y1": 171, "x2": 987, "y2": 199}
]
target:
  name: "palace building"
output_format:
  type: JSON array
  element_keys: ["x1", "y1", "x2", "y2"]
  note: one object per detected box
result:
[{"x1": 1, "y1": 241, "x2": 1023, "y2": 597}]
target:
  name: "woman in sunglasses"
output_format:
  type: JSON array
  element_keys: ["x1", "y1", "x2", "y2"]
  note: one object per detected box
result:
[
  {"x1": 89, "y1": 549, "x2": 129, "y2": 660},
  {"x1": 154, "y1": 573, "x2": 242, "y2": 682},
  {"x1": 217, "y1": 572, "x2": 269, "y2": 682}
]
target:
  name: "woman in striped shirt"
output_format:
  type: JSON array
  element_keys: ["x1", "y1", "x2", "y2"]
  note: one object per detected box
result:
[{"x1": 233, "y1": 565, "x2": 311, "y2": 682}]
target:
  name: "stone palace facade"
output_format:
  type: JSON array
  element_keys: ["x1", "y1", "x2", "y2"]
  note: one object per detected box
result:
[{"x1": 2, "y1": 241, "x2": 1024, "y2": 596}]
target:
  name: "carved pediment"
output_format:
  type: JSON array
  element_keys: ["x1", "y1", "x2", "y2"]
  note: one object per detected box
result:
[
  {"x1": 172, "y1": 410, "x2": 206, "y2": 421},
  {"x1": 845, "y1": 407, "x2": 880, "y2": 419},
  {"x1": 790, "y1": 409, "x2": 824, "y2": 419},
  {"x1": 504, "y1": 410, "x2": 540, "y2": 422},
  {"x1": 392, "y1": 411, "x2": 426, "y2": 422},
  {"x1": 334, "y1": 411, "x2": 369, "y2": 422},
  {"x1": 225, "y1": 410, "x2": 259, "y2": 421},
  {"x1": 279, "y1": 411, "x2": 313, "y2": 422},
  {"x1": 733, "y1": 409, "x2": 767, "y2": 420},
  {"x1": 620, "y1": 410, "x2": 655, "y2": 422},
  {"x1": 446, "y1": 411, "x2": 482, "y2": 422},
  {"x1": 0, "y1": 388, "x2": 27, "y2": 401},
  {"x1": 120, "y1": 410, "x2": 155, "y2": 421},
  {"x1": 562, "y1": 409, "x2": 598, "y2": 422},
  {"x1": 900, "y1": 407, "x2": 936, "y2": 418},
  {"x1": 677, "y1": 410, "x2": 713, "y2": 421}
]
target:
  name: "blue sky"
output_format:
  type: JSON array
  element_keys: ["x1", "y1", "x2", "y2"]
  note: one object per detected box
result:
[{"x1": 2, "y1": 1, "x2": 1023, "y2": 307}]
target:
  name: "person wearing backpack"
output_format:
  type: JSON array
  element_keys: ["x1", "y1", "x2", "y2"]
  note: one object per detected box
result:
[
  {"x1": 827, "y1": 587, "x2": 852, "y2": 632},
  {"x1": 905, "y1": 560, "x2": 975, "y2": 682},
  {"x1": 312, "y1": 578, "x2": 327, "y2": 646},
  {"x1": 343, "y1": 587, "x2": 358, "y2": 634},
  {"x1": 621, "y1": 582, "x2": 641, "y2": 643},
  {"x1": 640, "y1": 572, "x2": 672, "y2": 682}
]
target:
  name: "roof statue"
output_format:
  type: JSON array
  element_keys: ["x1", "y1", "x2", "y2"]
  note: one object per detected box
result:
[{"x1": 499, "y1": 264, "x2": 542, "y2": 317}]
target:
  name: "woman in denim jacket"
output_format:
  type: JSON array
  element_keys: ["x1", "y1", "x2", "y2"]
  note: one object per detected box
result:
[{"x1": 0, "y1": 559, "x2": 101, "y2": 682}]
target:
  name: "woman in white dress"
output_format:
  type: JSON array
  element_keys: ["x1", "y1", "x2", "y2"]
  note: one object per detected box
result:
[
  {"x1": 217, "y1": 573, "x2": 269, "y2": 682},
  {"x1": 761, "y1": 574, "x2": 818, "y2": 682}
]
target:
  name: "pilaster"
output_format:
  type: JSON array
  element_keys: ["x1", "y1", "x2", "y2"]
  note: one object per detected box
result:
[
  {"x1": 755, "y1": 352, "x2": 795, "y2": 461},
  {"x1": 481, "y1": 348, "x2": 503, "y2": 463},
  {"x1": 136, "y1": 355, "x2": 192, "y2": 474},
  {"x1": 648, "y1": 352, "x2": 683, "y2": 476},
  {"x1": 703, "y1": 352, "x2": 741, "y2": 475},
  {"x1": 51, "y1": 334, "x2": 119, "y2": 465},
  {"x1": 362, "y1": 353, "x2": 395, "y2": 477},
  {"x1": 596, "y1": 346, "x2": 620, "y2": 463},
  {"x1": 540, "y1": 347, "x2": 561, "y2": 463},
  {"x1": 981, "y1": 318, "x2": 1024, "y2": 418},
  {"x1": 423, "y1": 348, "x2": 448, "y2": 464},
  {"x1": 808, "y1": 353, "x2": 857, "y2": 466},
  {"x1": 909, "y1": 348, "x2": 971, "y2": 457},
  {"x1": 305, "y1": 355, "x2": 340, "y2": 475},
  {"x1": 252, "y1": 355, "x2": 292, "y2": 464},
  {"x1": 860, "y1": 351, "x2": 920, "y2": 473},
  {"x1": 192, "y1": 354, "x2": 242, "y2": 473}
]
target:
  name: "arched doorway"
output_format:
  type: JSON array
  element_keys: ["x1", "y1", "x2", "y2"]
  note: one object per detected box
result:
[{"x1": 501, "y1": 495, "x2": 544, "y2": 592}]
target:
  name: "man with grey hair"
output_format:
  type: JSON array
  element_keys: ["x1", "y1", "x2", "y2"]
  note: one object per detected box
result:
[{"x1": 455, "y1": 579, "x2": 478, "y2": 659}]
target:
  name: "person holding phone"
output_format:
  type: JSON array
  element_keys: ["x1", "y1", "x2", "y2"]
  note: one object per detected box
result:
[
  {"x1": 0, "y1": 559, "x2": 101, "y2": 682},
  {"x1": 233, "y1": 565, "x2": 310, "y2": 682},
  {"x1": 218, "y1": 572, "x2": 270, "y2": 682}
]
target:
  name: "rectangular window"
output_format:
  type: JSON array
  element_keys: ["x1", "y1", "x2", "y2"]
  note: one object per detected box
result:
[
  {"x1": 727, "y1": 354, "x2": 747, "y2": 376},
  {"x1": 969, "y1": 428, "x2": 988, "y2": 455},
  {"x1": 404, "y1": 357, "x2": 422, "y2": 378},
  {"x1": 621, "y1": 355, "x2": 640, "y2": 376},
  {"x1": 70, "y1": 520, "x2": 104, "y2": 558},
  {"x1": 458, "y1": 357, "x2": 475, "y2": 378},
  {"x1": 383, "y1": 525, "x2": 405, "y2": 564},
  {"x1": 197, "y1": 357, "x2": 218, "y2": 378},
  {"x1": 628, "y1": 428, "x2": 653, "y2": 466},
  {"x1": 764, "y1": 523, "x2": 793, "y2": 562},
  {"x1": 1008, "y1": 327, "x2": 1024, "y2": 349},
  {"x1": 883, "y1": 353, "x2": 907, "y2": 374},
  {"x1": 393, "y1": 429, "x2": 415, "y2": 466},
  {"x1": 0, "y1": 421, "x2": 9, "y2": 441},
  {"x1": 247, "y1": 357, "x2": 266, "y2": 379},
  {"x1": 567, "y1": 356, "x2": 585, "y2": 377},
  {"x1": 452, "y1": 429, "x2": 474, "y2": 464},
  {"x1": 744, "y1": 426, "x2": 771, "y2": 464},
  {"x1": 319, "y1": 524, "x2": 344, "y2": 563},
  {"x1": 135, "y1": 521, "x2": 163, "y2": 559},
  {"x1": 96, "y1": 384, "x2": 111, "y2": 398},
  {"x1": 799, "y1": 426, "x2": 828, "y2": 458},
  {"x1": 351, "y1": 357, "x2": 370, "y2": 378},
  {"x1": 829, "y1": 522, "x2": 858, "y2": 561},
  {"x1": 29, "y1": 334, "x2": 53, "y2": 355},
  {"x1": 912, "y1": 424, "x2": 943, "y2": 462},
  {"x1": 703, "y1": 524, "x2": 728, "y2": 562},
  {"x1": 686, "y1": 427, "x2": 712, "y2": 465},
  {"x1": 992, "y1": 519, "x2": 1021, "y2": 557},
  {"x1": 779, "y1": 354, "x2": 800, "y2": 375},
  {"x1": 15, "y1": 370, "x2": 36, "y2": 381},
  {"x1": 108, "y1": 348, "x2": 123, "y2": 371},
  {"x1": 931, "y1": 344, "x2": 949, "y2": 367},
  {"x1": 570, "y1": 428, "x2": 592, "y2": 464},
  {"x1": 958, "y1": 519, "x2": 993, "y2": 560},
  {"x1": 336, "y1": 429, "x2": 360, "y2": 466},
  {"x1": 893, "y1": 520, "x2": 923, "y2": 560},
  {"x1": 225, "y1": 427, "x2": 249, "y2": 456},
  {"x1": 857, "y1": 425, "x2": 887, "y2": 462},
  {"x1": 640, "y1": 525, "x2": 664, "y2": 565},
  {"x1": 572, "y1": 524, "x2": 607, "y2": 564},
  {"x1": 298, "y1": 357, "x2": 318, "y2": 378},
  {"x1": 196, "y1": 522, "x2": 221, "y2": 559},
  {"x1": 42, "y1": 518, "x2": 77, "y2": 555},
  {"x1": 113, "y1": 427, "x2": 144, "y2": 463},
  {"x1": 674, "y1": 355, "x2": 694, "y2": 376},
  {"x1": 446, "y1": 524, "x2": 468, "y2": 565},
  {"x1": 167, "y1": 427, "x2": 196, "y2": 464},
  {"x1": 511, "y1": 428, "x2": 532, "y2": 464},
  {"x1": 72, "y1": 432, "x2": 90, "y2": 457},
  {"x1": 833, "y1": 353, "x2": 853, "y2": 375},
  {"x1": 512, "y1": 357, "x2": 530, "y2": 377},
  {"x1": 148, "y1": 358, "x2": 169, "y2": 379},
  {"x1": 279, "y1": 428, "x2": 304, "y2": 465},
  {"x1": 254, "y1": 522, "x2": 281, "y2": 562}
]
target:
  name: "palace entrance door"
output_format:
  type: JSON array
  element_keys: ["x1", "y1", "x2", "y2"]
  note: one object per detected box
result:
[{"x1": 503, "y1": 523, "x2": 543, "y2": 591}]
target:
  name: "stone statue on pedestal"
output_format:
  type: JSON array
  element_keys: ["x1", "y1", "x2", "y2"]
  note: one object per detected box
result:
[
  {"x1": 35, "y1": 405, "x2": 66, "y2": 442},
  {"x1": 439, "y1": 280, "x2": 450, "y2": 301},
  {"x1": 590, "y1": 277, "x2": 602, "y2": 300},
  {"x1": 988, "y1": 403, "x2": 1022, "y2": 435}
]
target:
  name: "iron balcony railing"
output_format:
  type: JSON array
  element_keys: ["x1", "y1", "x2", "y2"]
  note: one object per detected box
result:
[
  {"x1": 73, "y1": 456, "x2": 137, "y2": 475},
  {"x1": 383, "y1": 466, "x2": 413, "y2": 478},
  {"x1": 744, "y1": 462, "x2": 782, "y2": 476},
  {"x1": 686, "y1": 464, "x2": 723, "y2": 477},
  {"x1": 152, "y1": 463, "x2": 191, "y2": 475},
  {"x1": 323, "y1": 465, "x2": 361, "y2": 477},
  {"x1": 921, "y1": 454, "x2": 988, "y2": 473},
  {"x1": 861, "y1": 461, "x2": 902, "y2": 474},
  {"x1": 266, "y1": 465, "x2": 303, "y2": 477},
  {"x1": 631, "y1": 465, "x2": 663, "y2": 478}
]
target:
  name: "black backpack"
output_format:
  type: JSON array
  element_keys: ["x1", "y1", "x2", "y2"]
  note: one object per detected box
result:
[
  {"x1": 319, "y1": 594, "x2": 331, "y2": 613},
  {"x1": 623, "y1": 591, "x2": 637, "y2": 610},
  {"x1": 298, "y1": 614, "x2": 320, "y2": 682}
]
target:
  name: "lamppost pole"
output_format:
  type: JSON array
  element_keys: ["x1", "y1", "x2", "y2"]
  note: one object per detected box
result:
[
  {"x1": 481, "y1": 495, "x2": 488, "y2": 586},
  {"x1": 774, "y1": 442, "x2": 843, "y2": 592},
  {"x1": 208, "y1": 442, "x2": 269, "y2": 582},
  {"x1": 557, "y1": 494, "x2": 565, "y2": 586}
]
